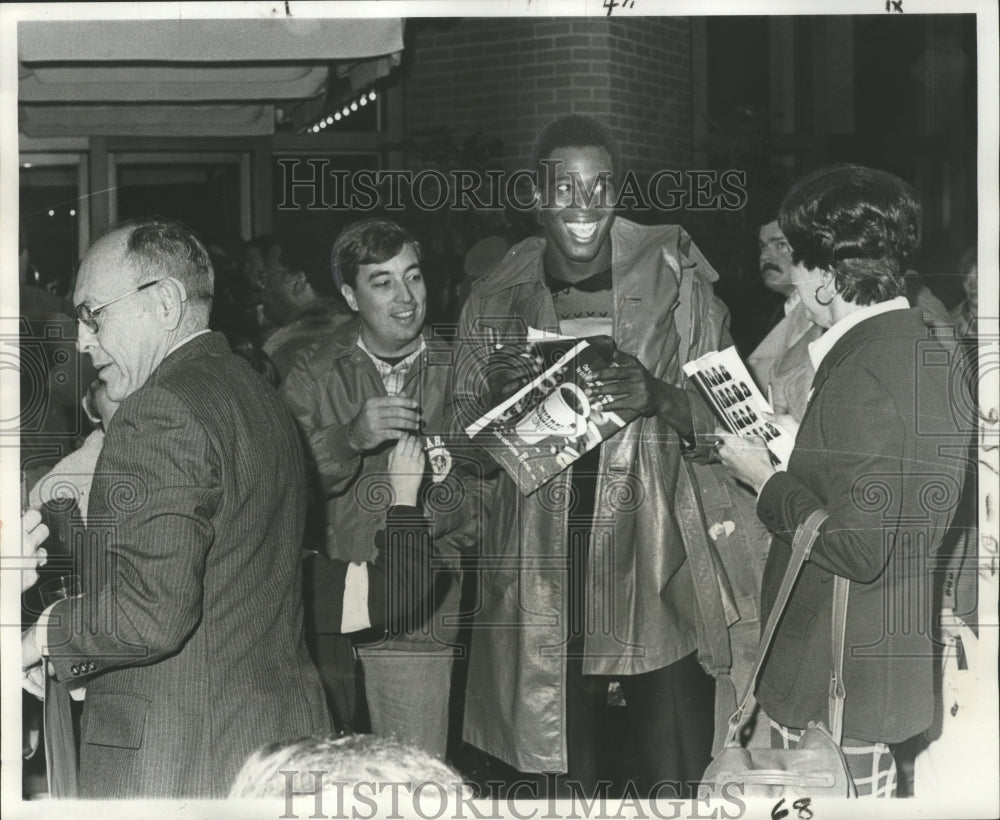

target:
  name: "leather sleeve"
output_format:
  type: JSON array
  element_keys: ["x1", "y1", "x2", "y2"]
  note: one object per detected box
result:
[{"x1": 280, "y1": 354, "x2": 363, "y2": 497}]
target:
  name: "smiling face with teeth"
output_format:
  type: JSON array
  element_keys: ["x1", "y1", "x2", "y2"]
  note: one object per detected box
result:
[
  {"x1": 341, "y1": 243, "x2": 426, "y2": 357},
  {"x1": 535, "y1": 145, "x2": 617, "y2": 283}
]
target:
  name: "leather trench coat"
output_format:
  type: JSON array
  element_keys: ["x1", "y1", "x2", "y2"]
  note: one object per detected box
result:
[{"x1": 453, "y1": 219, "x2": 739, "y2": 773}]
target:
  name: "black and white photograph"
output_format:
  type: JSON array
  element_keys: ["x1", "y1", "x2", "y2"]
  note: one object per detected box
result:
[{"x1": 1, "y1": 2, "x2": 997, "y2": 818}]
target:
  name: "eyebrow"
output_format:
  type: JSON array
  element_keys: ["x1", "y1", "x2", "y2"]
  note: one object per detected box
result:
[{"x1": 363, "y1": 263, "x2": 420, "y2": 280}]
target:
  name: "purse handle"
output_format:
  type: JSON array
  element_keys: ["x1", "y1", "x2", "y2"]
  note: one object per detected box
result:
[{"x1": 723, "y1": 509, "x2": 850, "y2": 746}]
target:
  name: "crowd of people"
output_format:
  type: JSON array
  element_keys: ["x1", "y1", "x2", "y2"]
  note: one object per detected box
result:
[{"x1": 18, "y1": 115, "x2": 981, "y2": 803}]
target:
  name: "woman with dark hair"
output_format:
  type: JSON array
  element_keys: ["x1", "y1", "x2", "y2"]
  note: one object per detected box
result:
[{"x1": 716, "y1": 165, "x2": 970, "y2": 798}]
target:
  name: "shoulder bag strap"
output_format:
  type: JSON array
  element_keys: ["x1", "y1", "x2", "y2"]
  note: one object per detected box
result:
[
  {"x1": 828, "y1": 575, "x2": 850, "y2": 743},
  {"x1": 721, "y1": 508, "x2": 830, "y2": 745}
]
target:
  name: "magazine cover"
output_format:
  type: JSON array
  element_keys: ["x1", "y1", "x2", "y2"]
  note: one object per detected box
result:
[
  {"x1": 682, "y1": 346, "x2": 794, "y2": 467},
  {"x1": 464, "y1": 334, "x2": 637, "y2": 495}
]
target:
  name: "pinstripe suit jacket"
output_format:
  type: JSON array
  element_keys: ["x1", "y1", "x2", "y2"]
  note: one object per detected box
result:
[{"x1": 46, "y1": 332, "x2": 331, "y2": 797}]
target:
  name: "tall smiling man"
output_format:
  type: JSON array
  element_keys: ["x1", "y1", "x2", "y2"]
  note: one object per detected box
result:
[
  {"x1": 282, "y1": 218, "x2": 475, "y2": 758},
  {"x1": 20, "y1": 218, "x2": 331, "y2": 798},
  {"x1": 454, "y1": 116, "x2": 734, "y2": 797}
]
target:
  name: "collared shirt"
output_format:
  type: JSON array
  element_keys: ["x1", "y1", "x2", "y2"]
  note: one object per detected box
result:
[
  {"x1": 807, "y1": 296, "x2": 910, "y2": 372},
  {"x1": 356, "y1": 336, "x2": 426, "y2": 396},
  {"x1": 783, "y1": 289, "x2": 801, "y2": 317}
]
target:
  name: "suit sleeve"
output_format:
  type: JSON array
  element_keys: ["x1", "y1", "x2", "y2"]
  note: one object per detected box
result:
[
  {"x1": 46, "y1": 385, "x2": 221, "y2": 681},
  {"x1": 755, "y1": 362, "x2": 909, "y2": 583},
  {"x1": 307, "y1": 505, "x2": 434, "y2": 634},
  {"x1": 281, "y1": 354, "x2": 363, "y2": 497}
]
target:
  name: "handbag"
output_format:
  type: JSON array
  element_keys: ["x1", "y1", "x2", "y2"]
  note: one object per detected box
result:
[{"x1": 701, "y1": 509, "x2": 857, "y2": 798}]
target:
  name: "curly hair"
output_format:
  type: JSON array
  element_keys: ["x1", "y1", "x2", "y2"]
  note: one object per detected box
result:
[{"x1": 778, "y1": 164, "x2": 921, "y2": 305}]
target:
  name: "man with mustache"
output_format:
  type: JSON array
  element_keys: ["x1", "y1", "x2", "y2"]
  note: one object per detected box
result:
[{"x1": 747, "y1": 219, "x2": 824, "y2": 422}]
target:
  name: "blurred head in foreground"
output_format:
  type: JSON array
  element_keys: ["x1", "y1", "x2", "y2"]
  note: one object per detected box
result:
[{"x1": 229, "y1": 734, "x2": 472, "y2": 808}]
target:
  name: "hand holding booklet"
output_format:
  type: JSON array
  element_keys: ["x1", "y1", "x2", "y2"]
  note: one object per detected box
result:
[
  {"x1": 682, "y1": 346, "x2": 794, "y2": 468},
  {"x1": 464, "y1": 330, "x2": 638, "y2": 495}
]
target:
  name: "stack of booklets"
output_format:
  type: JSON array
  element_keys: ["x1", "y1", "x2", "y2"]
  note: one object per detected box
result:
[
  {"x1": 464, "y1": 332, "x2": 637, "y2": 496},
  {"x1": 682, "y1": 346, "x2": 794, "y2": 467}
]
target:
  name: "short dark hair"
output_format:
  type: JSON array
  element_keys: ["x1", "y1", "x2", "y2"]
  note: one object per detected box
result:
[
  {"x1": 529, "y1": 115, "x2": 624, "y2": 185},
  {"x1": 119, "y1": 217, "x2": 214, "y2": 304},
  {"x1": 778, "y1": 164, "x2": 921, "y2": 306},
  {"x1": 332, "y1": 218, "x2": 421, "y2": 291}
]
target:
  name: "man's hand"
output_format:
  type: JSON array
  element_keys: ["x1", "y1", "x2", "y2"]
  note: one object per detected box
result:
[
  {"x1": 22, "y1": 624, "x2": 46, "y2": 699},
  {"x1": 588, "y1": 351, "x2": 692, "y2": 432},
  {"x1": 487, "y1": 347, "x2": 544, "y2": 405},
  {"x1": 21, "y1": 509, "x2": 49, "y2": 593},
  {"x1": 762, "y1": 410, "x2": 800, "y2": 444},
  {"x1": 388, "y1": 434, "x2": 426, "y2": 507},
  {"x1": 22, "y1": 623, "x2": 42, "y2": 669},
  {"x1": 492, "y1": 372, "x2": 535, "y2": 404},
  {"x1": 346, "y1": 396, "x2": 420, "y2": 452},
  {"x1": 715, "y1": 429, "x2": 777, "y2": 494},
  {"x1": 23, "y1": 663, "x2": 45, "y2": 700}
]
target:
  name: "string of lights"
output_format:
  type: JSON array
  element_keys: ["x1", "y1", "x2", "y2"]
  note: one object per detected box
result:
[{"x1": 303, "y1": 88, "x2": 378, "y2": 134}]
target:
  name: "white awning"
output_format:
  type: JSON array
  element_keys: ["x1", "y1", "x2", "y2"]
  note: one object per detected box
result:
[
  {"x1": 18, "y1": 18, "x2": 403, "y2": 62},
  {"x1": 18, "y1": 17, "x2": 404, "y2": 137}
]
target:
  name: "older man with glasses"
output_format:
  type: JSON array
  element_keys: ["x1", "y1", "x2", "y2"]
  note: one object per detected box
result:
[{"x1": 21, "y1": 217, "x2": 331, "y2": 798}]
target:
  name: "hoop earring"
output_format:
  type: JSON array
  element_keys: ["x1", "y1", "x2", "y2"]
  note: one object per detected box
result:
[{"x1": 815, "y1": 285, "x2": 834, "y2": 307}]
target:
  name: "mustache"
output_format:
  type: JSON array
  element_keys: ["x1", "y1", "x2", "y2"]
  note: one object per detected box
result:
[{"x1": 760, "y1": 262, "x2": 783, "y2": 275}]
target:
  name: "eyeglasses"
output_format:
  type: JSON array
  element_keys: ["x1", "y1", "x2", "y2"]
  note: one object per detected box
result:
[{"x1": 75, "y1": 278, "x2": 165, "y2": 334}]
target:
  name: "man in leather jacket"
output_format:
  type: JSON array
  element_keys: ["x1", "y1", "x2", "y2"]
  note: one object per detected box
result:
[{"x1": 452, "y1": 116, "x2": 736, "y2": 797}]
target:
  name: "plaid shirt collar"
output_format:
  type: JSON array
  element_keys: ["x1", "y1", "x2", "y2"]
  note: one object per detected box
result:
[{"x1": 356, "y1": 335, "x2": 426, "y2": 396}]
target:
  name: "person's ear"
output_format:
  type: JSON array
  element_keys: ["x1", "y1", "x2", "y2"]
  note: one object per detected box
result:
[
  {"x1": 156, "y1": 278, "x2": 188, "y2": 330},
  {"x1": 820, "y1": 268, "x2": 838, "y2": 293},
  {"x1": 341, "y1": 284, "x2": 358, "y2": 312},
  {"x1": 531, "y1": 185, "x2": 544, "y2": 226},
  {"x1": 531, "y1": 184, "x2": 542, "y2": 207},
  {"x1": 290, "y1": 271, "x2": 309, "y2": 294}
]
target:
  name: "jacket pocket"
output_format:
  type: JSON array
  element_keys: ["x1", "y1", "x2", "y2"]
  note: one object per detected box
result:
[
  {"x1": 759, "y1": 601, "x2": 815, "y2": 701},
  {"x1": 82, "y1": 691, "x2": 151, "y2": 749}
]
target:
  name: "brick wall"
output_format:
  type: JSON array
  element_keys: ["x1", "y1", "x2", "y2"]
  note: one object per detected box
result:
[
  {"x1": 606, "y1": 18, "x2": 693, "y2": 177},
  {"x1": 402, "y1": 17, "x2": 693, "y2": 177}
]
